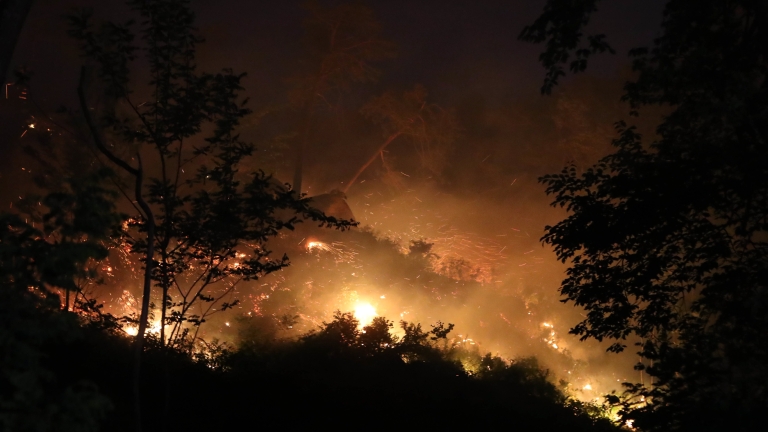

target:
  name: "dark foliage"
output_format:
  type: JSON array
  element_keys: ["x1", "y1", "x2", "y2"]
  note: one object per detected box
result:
[
  {"x1": 518, "y1": 0, "x2": 614, "y2": 94},
  {"x1": 526, "y1": 0, "x2": 768, "y2": 430},
  {"x1": 73, "y1": 311, "x2": 616, "y2": 431},
  {"x1": 0, "y1": 171, "x2": 121, "y2": 431}
]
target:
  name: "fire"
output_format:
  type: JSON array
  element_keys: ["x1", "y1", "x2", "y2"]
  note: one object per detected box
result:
[
  {"x1": 306, "y1": 240, "x2": 328, "y2": 251},
  {"x1": 353, "y1": 302, "x2": 377, "y2": 327},
  {"x1": 123, "y1": 320, "x2": 163, "y2": 337},
  {"x1": 304, "y1": 238, "x2": 357, "y2": 262}
]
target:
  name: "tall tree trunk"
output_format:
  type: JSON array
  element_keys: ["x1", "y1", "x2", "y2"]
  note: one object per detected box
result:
[
  {"x1": 0, "y1": 0, "x2": 34, "y2": 84},
  {"x1": 131, "y1": 154, "x2": 154, "y2": 432},
  {"x1": 78, "y1": 68, "x2": 154, "y2": 432}
]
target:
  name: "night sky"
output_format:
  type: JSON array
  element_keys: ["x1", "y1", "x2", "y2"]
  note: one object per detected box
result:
[{"x1": 10, "y1": 0, "x2": 665, "y2": 114}]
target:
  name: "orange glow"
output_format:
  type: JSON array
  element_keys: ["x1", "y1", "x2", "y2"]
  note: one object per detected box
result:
[
  {"x1": 353, "y1": 303, "x2": 377, "y2": 327},
  {"x1": 306, "y1": 240, "x2": 326, "y2": 251}
]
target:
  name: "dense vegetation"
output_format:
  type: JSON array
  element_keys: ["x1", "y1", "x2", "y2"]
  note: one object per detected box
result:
[
  {"x1": 3, "y1": 306, "x2": 619, "y2": 431},
  {"x1": 524, "y1": 0, "x2": 768, "y2": 430},
  {"x1": 0, "y1": 193, "x2": 616, "y2": 430}
]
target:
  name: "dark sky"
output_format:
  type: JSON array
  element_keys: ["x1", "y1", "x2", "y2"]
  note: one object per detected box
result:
[
  {"x1": 3, "y1": 0, "x2": 668, "y2": 202},
  {"x1": 11, "y1": 0, "x2": 666, "y2": 111}
]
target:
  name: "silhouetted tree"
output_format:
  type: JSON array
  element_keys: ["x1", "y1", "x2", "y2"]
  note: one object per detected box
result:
[
  {"x1": 358, "y1": 316, "x2": 397, "y2": 355},
  {"x1": 0, "y1": 170, "x2": 120, "y2": 431},
  {"x1": 519, "y1": 0, "x2": 614, "y2": 95},
  {"x1": 524, "y1": 0, "x2": 768, "y2": 430},
  {"x1": 69, "y1": 1, "x2": 354, "y2": 429}
]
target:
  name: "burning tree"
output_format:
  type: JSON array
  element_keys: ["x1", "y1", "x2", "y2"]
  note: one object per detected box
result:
[{"x1": 68, "y1": 0, "x2": 354, "y2": 429}]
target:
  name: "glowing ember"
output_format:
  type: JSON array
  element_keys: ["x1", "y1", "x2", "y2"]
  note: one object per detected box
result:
[
  {"x1": 306, "y1": 240, "x2": 327, "y2": 251},
  {"x1": 353, "y1": 303, "x2": 377, "y2": 327},
  {"x1": 149, "y1": 321, "x2": 162, "y2": 334},
  {"x1": 303, "y1": 239, "x2": 357, "y2": 262},
  {"x1": 583, "y1": 384, "x2": 593, "y2": 391},
  {"x1": 123, "y1": 321, "x2": 163, "y2": 337}
]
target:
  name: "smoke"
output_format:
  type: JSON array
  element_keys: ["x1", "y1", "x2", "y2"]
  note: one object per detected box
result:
[{"x1": 0, "y1": 0, "x2": 666, "y2": 403}]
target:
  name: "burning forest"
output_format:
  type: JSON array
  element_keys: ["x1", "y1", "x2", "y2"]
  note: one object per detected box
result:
[{"x1": 1, "y1": 0, "x2": 766, "y2": 431}]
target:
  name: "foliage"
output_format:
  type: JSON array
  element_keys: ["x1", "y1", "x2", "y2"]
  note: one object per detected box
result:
[
  {"x1": 69, "y1": 0, "x2": 355, "y2": 352},
  {"x1": 216, "y1": 312, "x2": 619, "y2": 430},
  {"x1": 527, "y1": 0, "x2": 768, "y2": 430},
  {"x1": 0, "y1": 172, "x2": 120, "y2": 431},
  {"x1": 518, "y1": 0, "x2": 614, "y2": 94}
]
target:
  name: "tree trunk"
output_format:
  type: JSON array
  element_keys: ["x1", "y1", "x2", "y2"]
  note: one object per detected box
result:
[
  {"x1": 343, "y1": 131, "x2": 402, "y2": 194},
  {"x1": 0, "y1": 0, "x2": 34, "y2": 84},
  {"x1": 131, "y1": 154, "x2": 155, "y2": 432},
  {"x1": 78, "y1": 68, "x2": 154, "y2": 432}
]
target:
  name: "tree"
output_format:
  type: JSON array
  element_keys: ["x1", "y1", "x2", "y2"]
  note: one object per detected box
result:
[
  {"x1": 518, "y1": 0, "x2": 614, "y2": 95},
  {"x1": 289, "y1": 1, "x2": 394, "y2": 194},
  {"x1": 0, "y1": 171, "x2": 119, "y2": 431},
  {"x1": 344, "y1": 85, "x2": 458, "y2": 193},
  {"x1": 358, "y1": 316, "x2": 397, "y2": 355},
  {"x1": 524, "y1": 0, "x2": 768, "y2": 430},
  {"x1": 69, "y1": 1, "x2": 354, "y2": 429}
]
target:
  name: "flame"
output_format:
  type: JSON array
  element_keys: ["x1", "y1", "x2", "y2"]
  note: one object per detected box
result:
[
  {"x1": 306, "y1": 240, "x2": 328, "y2": 252},
  {"x1": 304, "y1": 239, "x2": 357, "y2": 262},
  {"x1": 123, "y1": 320, "x2": 163, "y2": 337},
  {"x1": 353, "y1": 303, "x2": 377, "y2": 327}
]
